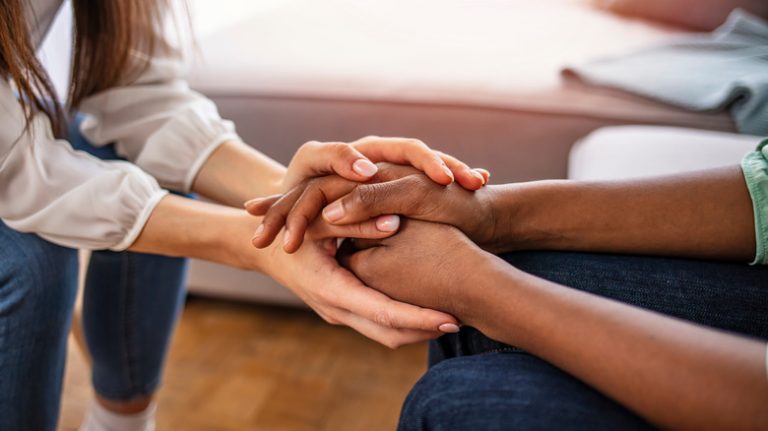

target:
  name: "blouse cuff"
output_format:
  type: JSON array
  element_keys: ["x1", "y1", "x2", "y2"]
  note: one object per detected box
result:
[
  {"x1": 741, "y1": 138, "x2": 768, "y2": 265},
  {"x1": 183, "y1": 131, "x2": 241, "y2": 193},
  {"x1": 133, "y1": 102, "x2": 243, "y2": 193},
  {"x1": 111, "y1": 188, "x2": 169, "y2": 251}
]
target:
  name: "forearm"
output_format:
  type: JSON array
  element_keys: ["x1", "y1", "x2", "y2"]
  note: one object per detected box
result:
[
  {"x1": 462, "y1": 257, "x2": 768, "y2": 431},
  {"x1": 490, "y1": 166, "x2": 755, "y2": 261},
  {"x1": 191, "y1": 140, "x2": 287, "y2": 207},
  {"x1": 128, "y1": 194, "x2": 267, "y2": 270}
]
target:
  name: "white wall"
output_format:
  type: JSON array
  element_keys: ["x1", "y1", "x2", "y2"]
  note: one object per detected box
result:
[{"x1": 36, "y1": 0, "x2": 72, "y2": 100}]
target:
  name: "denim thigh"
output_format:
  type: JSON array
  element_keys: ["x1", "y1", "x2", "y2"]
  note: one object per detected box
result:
[
  {"x1": 68, "y1": 117, "x2": 189, "y2": 401},
  {"x1": 400, "y1": 352, "x2": 655, "y2": 431},
  {"x1": 402, "y1": 251, "x2": 768, "y2": 431},
  {"x1": 0, "y1": 221, "x2": 79, "y2": 431},
  {"x1": 431, "y1": 251, "x2": 768, "y2": 362}
]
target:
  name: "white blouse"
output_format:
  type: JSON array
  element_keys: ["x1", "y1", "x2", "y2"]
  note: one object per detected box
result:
[{"x1": 0, "y1": 0, "x2": 241, "y2": 250}]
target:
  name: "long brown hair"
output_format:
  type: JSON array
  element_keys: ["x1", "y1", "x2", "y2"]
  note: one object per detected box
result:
[{"x1": 0, "y1": 0, "x2": 170, "y2": 136}]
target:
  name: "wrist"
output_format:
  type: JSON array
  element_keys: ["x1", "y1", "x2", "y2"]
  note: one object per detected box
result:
[
  {"x1": 214, "y1": 211, "x2": 273, "y2": 272},
  {"x1": 453, "y1": 250, "x2": 526, "y2": 327},
  {"x1": 486, "y1": 181, "x2": 568, "y2": 253},
  {"x1": 483, "y1": 184, "x2": 530, "y2": 253}
]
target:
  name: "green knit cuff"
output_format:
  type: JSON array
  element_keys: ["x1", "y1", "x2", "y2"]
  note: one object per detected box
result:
[{"x1": 741, "y1": 139, "x2": 768, "y2": 265}]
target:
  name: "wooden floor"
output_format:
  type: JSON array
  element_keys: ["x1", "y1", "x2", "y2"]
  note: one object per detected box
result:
[{"x1": 58, "y1": 297, "x2": 428, "y2": 431}]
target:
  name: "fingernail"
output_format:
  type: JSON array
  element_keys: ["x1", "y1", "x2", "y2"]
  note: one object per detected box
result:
[
  {"x1": 442, "y1": 165, "x2": 454, "y2": 182},
  {"x1": 323, "y1": 201, "x2": 345, "y2": 222},
  {"x1": 253, "y1": 224, "x2": 265, "y2": 237},
  {"x1": 283, "y1": 229, "x2": 291, "y2": 247},
  {"x1": 376, "y1": 215, "x2": 400, "y2": 232},
  {"x1": 471, "y1": 170, "x2": 485, "y2": 184},
  {"x1": 438, "y1": 323, "x2": 460, "y2": 333},
  {"x1": 244, "y1": 198, "x2": 262, "y2": 208},
  {"x1": 353, "y1": 159, "x2": 378, "y2": 177}
]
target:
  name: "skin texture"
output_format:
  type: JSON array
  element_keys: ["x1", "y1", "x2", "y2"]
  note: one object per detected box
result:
[
  {"x1": 246, "y1": 164, "x2": 495, "y2": 252},
  {"x1": 119, "y1": 136, "x2": 484, "y2": 411},
  {"x1": 342, "y1": 220, "x2": 768, "y2": 431}
]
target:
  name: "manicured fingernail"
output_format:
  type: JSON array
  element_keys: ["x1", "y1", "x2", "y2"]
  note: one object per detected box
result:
[
  {"x1": 471, "y1": 170, "x2": 485, "y2": 184},
  {"x1": 253, "y1": 224, "x2": 264, "y2": 237},
  {"x1": 438, "y1": 323, "x2": 460, "y2": 333},
  {"x1": 323, "y1": 201, "x2": 345, "y2": 222},
  {"x1": 353, "y1": 159, "x2": 378, "y2": 177},
  {"x1": 376, "y1": 215, "x2": 400, "y2": 232},
  {"x1": 442, "y1": 165, "x2": 454, "y2": 182}
]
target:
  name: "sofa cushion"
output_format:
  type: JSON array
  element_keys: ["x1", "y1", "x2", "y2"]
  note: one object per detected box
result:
[
  {"x1": 188, "y1": 0, "x2": 732, "y2": 131},
  {"x1": 569, "y1": 126, "x2": 761, "y2": 181}
]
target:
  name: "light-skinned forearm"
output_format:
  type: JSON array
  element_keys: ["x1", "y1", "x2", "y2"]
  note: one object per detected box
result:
[
  {"x1": 461, "y1": 256, "x2": 768, "y2": 431},
  {"x1": 129, "y1": 194, "x2": 268, "y2": 271},
  {"x1": 192, "y1": 140, "x2": 287, "y2": 207},
  {"x1": 489, "y1": 166, "x2": 755, "y2": 261}
]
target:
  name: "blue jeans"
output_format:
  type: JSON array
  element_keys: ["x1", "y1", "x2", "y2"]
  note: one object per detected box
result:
[
  {"x1": 0, "y1": 119, "x2": 188, "y2": 431},
  {"x1": 399, "y1": 251, "x2": 768, "y2": 431}
]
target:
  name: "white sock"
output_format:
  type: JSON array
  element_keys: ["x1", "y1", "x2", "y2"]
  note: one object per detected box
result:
[{"x1": 79, "y1": 400, "x2": 156, "y2": 431}]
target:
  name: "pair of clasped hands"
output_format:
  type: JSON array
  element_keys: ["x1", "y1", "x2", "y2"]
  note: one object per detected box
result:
[{"x1": 244, "y1": 137, "x2": 497, "y2": 348}]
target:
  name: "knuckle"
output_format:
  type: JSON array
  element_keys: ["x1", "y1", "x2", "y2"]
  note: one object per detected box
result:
[
  {"x1": 354, "y1": 185, "x2": 379, "y2": 207},
  {"x1": 286, "y1": 211, "x2": 311, "y2": 231},
  {"x1": 330, "y1": 142, "x2": 349, "y2": 153},
  {"x1": 405, "y1": 138, "x2": 428, "y2": 149},
  {"x1": 303, "y1": 180, "x2": 318, "y2": 193},
  {"x1": 261, "y1": 213, "x2": 283, "y2": 230},
  {"x1": 298, "y1": 140, "x2": 321, "y2": 155},
  {"x1": 372, "y1": 309, "x2": 396, "y2": 329},
  {"x1": 351, "y1": 222, "x2": 372, "y2": 238},
  {"x1": 401, "y1": 175, "x2": 426, "y2": 189}
]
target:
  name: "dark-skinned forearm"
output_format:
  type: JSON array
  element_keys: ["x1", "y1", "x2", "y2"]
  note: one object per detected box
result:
[
  {"x1": 488, "y1": 166, "x2": 755, "y2": 261},
  {"x1": 460, "y1": 256, "x2": 768, "y2": 431}
]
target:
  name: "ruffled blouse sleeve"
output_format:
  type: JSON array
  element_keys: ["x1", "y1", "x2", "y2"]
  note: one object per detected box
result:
[
  {"x1": 0, "y1": 80, "x2": 167, "y2": 251},
  {"x1": 77, "y1": 30, "x2": 242, "y2": 193}
]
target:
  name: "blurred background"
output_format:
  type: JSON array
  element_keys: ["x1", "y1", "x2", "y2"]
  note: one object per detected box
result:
[{"x1": 40, "y1": 0, "x2": 762, "y2": 429}]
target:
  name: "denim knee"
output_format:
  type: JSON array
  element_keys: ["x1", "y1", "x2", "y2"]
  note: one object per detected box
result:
[
  {"x1": 399, "y1": 353, "x2": 655, "y2": 431},
  {"x1": 0, "y1": 223, "x2": 79, "y2": 431},
  {"x1": 0, "y1": 224, "x2": 79, "y2": 324}
]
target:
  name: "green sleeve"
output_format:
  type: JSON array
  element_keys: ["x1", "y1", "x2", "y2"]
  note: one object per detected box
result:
[{"x1": 741, "y1": 138, "x2": 768, "y2": 265}]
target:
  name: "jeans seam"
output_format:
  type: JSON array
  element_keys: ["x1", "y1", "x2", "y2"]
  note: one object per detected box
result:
[
  {"x1": 480, "y1": 346, "x2": 524, "y2": 354},
  {"x1": 120, "y1": 253, "x2": 140, "y2": 397}
]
